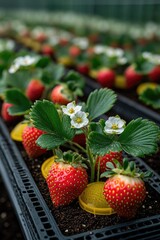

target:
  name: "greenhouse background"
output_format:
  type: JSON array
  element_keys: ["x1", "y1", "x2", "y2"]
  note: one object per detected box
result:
[{"x1": 0, "y1": 0, "x2": 159, "y2": 23}]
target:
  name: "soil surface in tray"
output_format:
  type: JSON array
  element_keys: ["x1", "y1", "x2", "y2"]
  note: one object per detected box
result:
[{"x1": 14, "y1": 140, "x2": 160, "y2": 236}]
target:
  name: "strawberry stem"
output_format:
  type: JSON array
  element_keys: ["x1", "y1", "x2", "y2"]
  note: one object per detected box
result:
[
  {"x1": 86, "y1": 144, "x2": 95, "y2": 182},
  {"x1": 68, "y1": 140, "x2": 87, "y2": 153}
]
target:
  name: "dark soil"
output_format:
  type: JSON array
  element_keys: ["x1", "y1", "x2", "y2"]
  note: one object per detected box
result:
[{"x1": 15, "y1": 140, "x2": 160, "y2": 236}]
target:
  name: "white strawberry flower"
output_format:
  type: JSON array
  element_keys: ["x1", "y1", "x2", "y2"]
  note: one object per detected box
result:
[
  {"x1": 61, "y1": 102, "x2": 82, "y2": 117},
  {"x1": 14, "y1": 55, "x2": 38, "y2": 66},
  {"x1": 8, "y1": 64, "x2": 20, "y2": 74},
  {"x1": 104, "y1": 116, "x2": 126, "y2": 134},
  {"x1": 71, "y1": 111, "x2": 89, "y2": 129},
  {"x1": 8, "y1": 55, "x2": 39, "y2": 74}
]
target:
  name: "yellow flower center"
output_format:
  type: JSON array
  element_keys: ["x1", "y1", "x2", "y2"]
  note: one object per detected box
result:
[
  {"x1": 111, "y1": 124, "x2": 118, "y2": 130},
  {"x1": 69, "y1": 108, "x2": 75, "y2": 114},
  {"x1": 76, "y1": 117, "x2": 82, "y2": 123}
]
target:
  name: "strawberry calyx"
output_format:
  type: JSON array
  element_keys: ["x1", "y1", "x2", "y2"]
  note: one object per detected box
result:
[
  {"x1": 101, "y1": 158, "x2": 153, "y2": 180},
  {"x1": 54, "y1": 149, "x2": 87, "y2": 169},
  {"x1": 60, "y1": 84, "x2": 74, "y2": 101}
]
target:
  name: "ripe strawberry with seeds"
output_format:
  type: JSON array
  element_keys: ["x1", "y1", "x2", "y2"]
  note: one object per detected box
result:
[
  {"x1": 22, "y1": 126, "x2": 47, "y2": 158},
  {"x1": 41, "y1": 44, "x2": 54, "y2": 56},
  {"x1": 1, "y1": 102, "x2": 18, "y2": 122},
  {"x1": 73, "y1": 132, "x2": 86, "y2": 147},
  {"x1": 96, "y1": 68, "x2": 115, "y2": 88},
  {"x1": 124, "y1": 65, "x2": 143, "y2": 89},
  {"x1": 148, "y1": 65, "x2": 160, "y2": 82},
  {"x1": 69, "y1": 45, "x2": 81, "y2": 58},
  {"x1": 46, "y1": 151, "x2": 88, "y2": 207},
  {"x1": 50, "y1": 84, "x2": 75, "y2": 105},
  {"x1": 76, "y1": 63, "x2": 89, "y2": 75},
  {"x1": 96, "y1": 151, "x2": 123, "y2": 174},
  {"x1": 26, "y1": 79, "x2": 45, "y2": 102},
  {"x1": 102, "y1": 158, "x2": 151, "y2": 219}
]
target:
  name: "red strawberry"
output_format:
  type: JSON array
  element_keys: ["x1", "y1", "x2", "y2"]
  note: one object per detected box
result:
[
  {"x1": 124, "y1": 65, "x2": 143, "y2": 88},
  {"x1": 73, "y1": 133, "x2": 86, "y2": 146},
  {"x1": 76, "y1": 63, "x2": 89, "y2": 75},
  {"x1": 96, "y1": 151, "x2": 123, "y2": 174},
  {"x1": 1, "y1": 102, "x2": 18, "y2": 122},
  {"x1": 46, "y1": 161, "x2": 88, "y2": 207},
  {"x1": 96, "y1": 68, "x2": 115, "y2": 88},
  {"x1": 102, "y1": 159, "x2": 148, "y2": 218},
  {"x1": 22, "y1": 126, "x2": 47, "y2": 158},
  {"x1": 26, "y1": 79, "x2": 45, "y2": 102},
  {"x1": 59, "y1": 38, "x2": 69, "y2": 46},
  {"x1": 41, "y1": 44, "x2": 54, "y2": 56},
  {"x1": 35, "y1": 33, "x2": 47, "y2": 43},
  {"x1": 50, "y1": 84, "x2": 74, "y2": 105},
  {"x1": 148, "y1": 66, "x2": 160, "y2": 82},
  {"x1": 69, "y1": 46, "x2": 81, "y2": 57}
]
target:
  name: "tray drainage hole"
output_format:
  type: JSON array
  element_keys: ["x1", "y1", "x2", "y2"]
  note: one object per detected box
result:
[
  {"x1": 95, "y1": 233, "x2": 104, "y2": 238},
  {"x1": 28, "y1": 190, "x2": 34, "y2": 193},
  {"x1": 41, "y1": 217, "x2": 49, "y2": 223},
  {"x1": 111, "y1": 229, "x2": 119, "y2": 233},
  {"x1": 31, "y1": 197, "x2": 38, "y2": 202},
  {"x1": 44, "y1": 236, "x2": 48, "y2": 239},
  {"x1": 24, "y1": 183, "x2": 31, "y2": 186},
  {"x1": 152, "y1": 219, "x2": 159, "y2": 223},
  {"x1": 43, "y1": 223, "x2": 51, "y2": 229},
  {"x1": 23, "y1": 179, "x2": 30, "y2": 183},
  {"x1": 145, "y1": 221, "x2": 152, "y2": 225},
  {"x1": 22, "y1": 191, "x2": 26, "y2": 194},
  {"x1": 29, "y1": 193, "x2": 36, "y2": 197},
  {"x1": 46, "y1": 229, "x2": 55, "y2": 236},
  {"x1": 33, "y1": 202, "x2": 40, "y2": 207},
  {"x1": 40, "y1": 229, "x2": 45, "y2": 232},
  {"x1": 38, "y1": 211, "x2": 46, "y2": 217},
  {"x1": 105, "y1": 231, "x2": 112, "y2": 236},
  {"x1": 85, "y1": 236, "x2": 92, "y2": 240},
  {"x1": 35, "y1": 207, "x2": 43, "y2": 212}
]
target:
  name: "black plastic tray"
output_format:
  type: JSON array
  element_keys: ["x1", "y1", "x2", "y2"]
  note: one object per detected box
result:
[
  {"x1": 0, "y1": 117, "x2": 160, "y2": 240},
  {"x1": 84, "y1": 77, "x2": 160, "y2": 126}
]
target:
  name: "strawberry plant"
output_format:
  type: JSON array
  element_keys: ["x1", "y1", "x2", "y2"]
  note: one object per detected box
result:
[{"x1": 28, "y1": 87, "x2": 160, "y2": 215}]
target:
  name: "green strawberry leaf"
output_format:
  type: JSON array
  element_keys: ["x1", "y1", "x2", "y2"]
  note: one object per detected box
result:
[
  {"x1": 119, "y1": 118, "x2": 159, "y2": 157},
  {"x1": 135, "y1": 57, "x2": 155, "y2": 74},
  {"x1": 100, "y1": 170, "x2": 115, "y2": 178},
  {"x1": 41, "y1": 63, "x2": 65, "y2": 86},
  {"x1": 5, "y1": 88, "x2": 31, "y2": 116},
  {"x1": 139, "y1": 87, "x2": 160, "y2": 109},
  {"x1": 88, "y1": 132, "x2": 122, "y2": 156},
  {"x1": 36, "y1": 133, "x2": 66, "y2": 150},
  {"x1": 86, "y1": 88, "x2": 117, "y2": 120},
  {"x1": 106, "y1": 162, "x2": 115, "y2": 169},
  {"x1": 30, "y1": 100, "x2": 75, "y2": 147},
  {"x1": 30, "y1": 100, "x2": 63, "y2": 135},
  {"x1": 62, "y1": 70, "x2": 85, "y2": 90},
  {"x1": 35, "y1": 56, "x2": 50, "y2": 68},
  {"x1": 62, "y1": 114, "x2": 75, "y2": 140}
]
